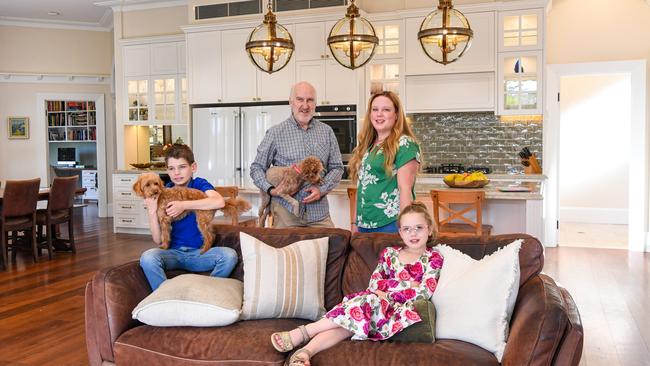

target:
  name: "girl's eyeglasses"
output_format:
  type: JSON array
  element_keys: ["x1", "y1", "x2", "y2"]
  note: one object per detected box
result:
[{"x1": 399, "y1": 225, "x2": 428, "y2": 235}]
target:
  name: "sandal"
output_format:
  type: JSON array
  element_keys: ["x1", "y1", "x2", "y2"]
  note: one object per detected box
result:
[
  {"x1": 271, "y1": 325, "x2": 311, "y2": 352},
  {"x1": 288, "y1": 348, "x2": 313, "y2": 366}
]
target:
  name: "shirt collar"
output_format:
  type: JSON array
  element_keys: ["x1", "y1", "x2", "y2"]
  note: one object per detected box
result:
[{"x1": 289, "y1": 114, "x2": 314, "y2": 130}]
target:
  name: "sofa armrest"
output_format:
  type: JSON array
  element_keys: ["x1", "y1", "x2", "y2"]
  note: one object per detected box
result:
[
  {"x1": 553, "y1": 284, "x2": 584, "y2": 365},
  {"x1": 502, "y1": 274, "x2": 581, "y2": 366},
  {"x1": 85, "y1": 260, "x2": 152, "y2": 364}
]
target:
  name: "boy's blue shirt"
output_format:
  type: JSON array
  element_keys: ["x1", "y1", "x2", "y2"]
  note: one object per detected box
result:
[{"x1": 165, "y1": 177, "x2": 214, "y2": 249}]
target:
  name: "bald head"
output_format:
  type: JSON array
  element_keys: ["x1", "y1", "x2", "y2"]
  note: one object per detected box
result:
[
  {"x1": 290, "y1": 81, "x2": 317, "y2": 101},
  {"x1": 289, "y1": 81, "x2": 317, "y2": 128}
]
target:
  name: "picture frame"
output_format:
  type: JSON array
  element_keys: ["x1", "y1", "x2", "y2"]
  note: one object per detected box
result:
[{"x1": 8, "y1": 116, "x2": 29, "y2": 139}]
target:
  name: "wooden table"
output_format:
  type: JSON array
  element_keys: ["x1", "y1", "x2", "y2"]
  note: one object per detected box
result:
[{"x1": 0, "y1": 187, "x2": 86, "y2": 203}]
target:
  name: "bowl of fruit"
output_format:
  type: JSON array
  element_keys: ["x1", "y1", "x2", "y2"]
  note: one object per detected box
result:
[{"x1": 443, "y1": 172, "x2": 490, "y2": 188}]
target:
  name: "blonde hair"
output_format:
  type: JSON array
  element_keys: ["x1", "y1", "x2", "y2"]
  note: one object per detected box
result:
[
  {"x1": 398, "y1": 201, "x2": 433, "y2": 228},
  {"x1": 348, "y1": 91, "x2": 418, "y2": 183}
]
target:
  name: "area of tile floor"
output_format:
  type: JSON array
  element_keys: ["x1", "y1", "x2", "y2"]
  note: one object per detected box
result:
[{"x1": 558, "y1": 221, "x2": 628, "y2": 249}]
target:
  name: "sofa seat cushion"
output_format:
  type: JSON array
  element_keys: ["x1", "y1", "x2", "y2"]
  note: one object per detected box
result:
[
  {"x1": 114, "y1": 319, "x2": 308, "y2": 365},
  {"x1": 313, "y1": 339, "x2": 498, "y2": 366}
]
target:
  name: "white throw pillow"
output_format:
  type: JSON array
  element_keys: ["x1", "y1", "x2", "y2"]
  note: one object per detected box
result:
[
  {"x1": 239, "y1": 232, "x2": 329, "y2": 321},
  {"x1": 432, "y1": 240, "x2": 522, "y2": 362},
  {"x1": 132, "y1": 274, "x2": 243, "y2": 327}
]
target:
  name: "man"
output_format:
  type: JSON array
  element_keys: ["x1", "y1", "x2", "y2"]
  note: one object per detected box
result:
[{"x1": 250, "y1": 81, "x2": 344, "y2": 227}]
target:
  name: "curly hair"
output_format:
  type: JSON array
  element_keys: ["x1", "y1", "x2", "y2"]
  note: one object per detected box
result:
[
  {"x1": 348, "y1": 91, "x2": 419, "y2": 183},
  {"x1": 164, "y1": 144, "x2": 195, "y2": 165}
]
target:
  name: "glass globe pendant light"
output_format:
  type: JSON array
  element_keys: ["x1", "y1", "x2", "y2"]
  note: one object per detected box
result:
[
  {"x1": 327, "y1": 0, "x2": 378, "y2": 70},
  {"x1": 245, "y1": 0, "x2": 294, "y2": 74},
  {"x1": 418, "y1": 0, "x2": 473, "y2": 65}
]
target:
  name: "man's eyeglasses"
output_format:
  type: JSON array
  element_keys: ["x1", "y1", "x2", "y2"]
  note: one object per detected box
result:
[{"x1": 399, "y1": 225, "x2": 428, "y2": 235}]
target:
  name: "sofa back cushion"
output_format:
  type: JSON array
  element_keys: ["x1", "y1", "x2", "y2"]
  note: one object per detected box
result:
[
  {"x1": 343, "y1": 233, "x2": 543, "y2": 295},
  {"x1": 213, "y1": 225, "x2": 351, "y2": 310}
]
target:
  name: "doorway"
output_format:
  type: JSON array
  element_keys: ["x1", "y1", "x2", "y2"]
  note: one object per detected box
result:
[{"x1": 545, "y1": 61, "x2": 647, "y2": 252}]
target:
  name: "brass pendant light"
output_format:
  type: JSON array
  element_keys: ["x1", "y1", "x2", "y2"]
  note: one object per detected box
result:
[
  {"x1": 418, "y1": 0, "x2": 473, "y2": 65},
  {"x1": 327, "y1": 0, "x2": 379, "y2": 70},
  {"x1": 245, "y1": 0, "x2": 294, "y2": 74}
]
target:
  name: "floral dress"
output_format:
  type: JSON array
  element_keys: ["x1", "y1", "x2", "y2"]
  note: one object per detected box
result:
[
  {"x1": 356, "y1": 135, "x2": 421, "y2": 229},
  {"x1": 325, "y1": 246, "x2": 443, "y2": 341}
]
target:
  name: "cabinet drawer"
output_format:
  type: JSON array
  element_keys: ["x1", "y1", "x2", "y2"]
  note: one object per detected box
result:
[
  {"x1": 115, "y1": 215, "x2": 140, "y2": 227},
  {"x1": 113, "y1": 174, "x2": 138, "y2": 187},
  {"x1": 115, "y1": 189, "x2": 137, "y2": 200},
  {"x1": 114, "y1": 201, "x2": 142, "y2": 214}
]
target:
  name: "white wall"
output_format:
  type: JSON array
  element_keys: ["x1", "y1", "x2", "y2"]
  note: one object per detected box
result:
[{"x1": 559, "y1": 74, "x2": 631, "y2": 224}]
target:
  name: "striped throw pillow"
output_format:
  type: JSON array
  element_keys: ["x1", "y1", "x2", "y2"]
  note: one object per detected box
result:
[{"x1": 240, "y1": 232, "x2": 329, "y2": 321}]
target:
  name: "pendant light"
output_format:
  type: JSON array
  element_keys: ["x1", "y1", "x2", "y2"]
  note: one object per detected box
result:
[
  {"x1": 418, "y1": 0, "x2": 473, "y2": 65},
  {"x1": 245, "y1": 0, "x2": 294, "y2": 74},
  {"x1": 327, "y1": 0, "x2": 378, "y2": 70}
]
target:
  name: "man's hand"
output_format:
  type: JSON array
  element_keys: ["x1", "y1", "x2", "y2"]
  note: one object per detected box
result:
[
  {"x1": 165, "y1": 201, "x2": 186, "y2": 218},
  {"x1": 302, "y1": 186, "x2": 322, "y2": 203},
  {"x1": 144, "y1": 197, "x2": 158, "y2": 215}
]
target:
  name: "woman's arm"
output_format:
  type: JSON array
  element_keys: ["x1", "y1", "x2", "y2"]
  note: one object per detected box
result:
[
  {"x1": 165, "y1": 190, "x2": 225, "y2": 217},
  {"x1": 397, "y1": 159, "x2": 419, "y2": 211}
]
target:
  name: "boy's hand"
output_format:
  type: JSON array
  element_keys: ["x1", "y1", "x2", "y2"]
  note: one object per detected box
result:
[
  {"x1": 144, "y1": 197, "x2": 158, "y2": 215},
  {"x1": 166, "y1": 201, "x2": 186, "y2": 218}
]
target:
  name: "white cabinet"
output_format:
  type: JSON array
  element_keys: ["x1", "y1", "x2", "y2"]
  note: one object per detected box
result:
[
  {"x1": 187, "y1": 31, "x2": 222, "y2": 104},
  {"x1": 498, "y1": 9, "x2": 544, "y2": 52},
  {"x1": 405, "y1": 11, "x2": 495, "y2": 75},
  {"x1": 367, "y1": 60, "x2": 403, "y2": 98},
  {"x1": 82, "y1": 170, "x2": 98, "y2": 200},
  {"x1": 295, "y1": 59, "x2": 359, "y2": 105},
  {"x1": 294, "y1": 22, "x2": 334, "y2": 61},
  {"x1": 405, "y1": 72, "x2": 495, "y2": 113},
  {"x1": 124, "y1": 45, "x2": 150, "y2": 77},
  {"x1": 497, "y1": 51, "x2": 542, "y2": 115},
  {"x1": 372, "y1": 20, "x2": 404, "y2": 59},
  {"x1": 150, "y1": 43, "x2": 181, "y2": 75},
  {"x1": 113, "y1": 173, "x2": 150, "y2": 233}
]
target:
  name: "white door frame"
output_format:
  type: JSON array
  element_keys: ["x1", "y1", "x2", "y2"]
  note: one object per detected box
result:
[
  {"x1": 544, "y1": 60, "x2": 647, "y2": 252},
  {"x1": 37, "y1": 93, "x2": 108, "y2": 218}
]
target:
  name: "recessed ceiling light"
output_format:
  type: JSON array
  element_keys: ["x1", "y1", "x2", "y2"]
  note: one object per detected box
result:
[{"x1": 47, "y1": 11, "x2": 60, "y2": 16}]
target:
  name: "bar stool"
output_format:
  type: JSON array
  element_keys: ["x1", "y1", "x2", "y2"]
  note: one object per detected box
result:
[
  {"x1": 213, "y1": 186, "x2": 256, "y2": 227},
  {"x1": 36, "y1": 176, "x2": 78, "y2": 258},
  {"x1": 1, "y1": 178, "x2": 41, "y2": 269},
  {"x1": 430, "y1": 189, "x2": 493, "y2": 242}
]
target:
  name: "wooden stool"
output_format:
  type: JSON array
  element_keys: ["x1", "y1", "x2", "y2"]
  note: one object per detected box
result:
[
  {"x1": 214, "y1": 186, "x2": 257, "y2": 227},
  {"x1": 430, "y1": 189, "x2": 493, "y2": 242}
]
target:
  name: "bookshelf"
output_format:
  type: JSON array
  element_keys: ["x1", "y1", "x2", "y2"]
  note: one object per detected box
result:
[{"x1": 47, "y1": 100, "x2": 97, "y2": 142}]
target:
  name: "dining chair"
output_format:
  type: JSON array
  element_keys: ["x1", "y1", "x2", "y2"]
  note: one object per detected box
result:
[
  {"x1": 430, "y1": 189, "x2": 493, "y2": 242},
  {"x1": 1, "y1": 178, "x2": 41, "y2": 269},
  {"x1": 213, "y1": 186, "x2": 257, "y2": 227},
  {"x1": 36, "y1": 176, "x2": 78, "y2": 258}
]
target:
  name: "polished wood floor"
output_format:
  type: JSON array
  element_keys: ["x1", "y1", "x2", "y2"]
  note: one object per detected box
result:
[{"x1": 0, "y1": 204, "x2": 648, "y2": 366}]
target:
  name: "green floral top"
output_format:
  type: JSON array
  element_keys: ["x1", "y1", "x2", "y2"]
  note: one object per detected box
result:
[{"x1": 356, "y1": 135, "x2": 421, "y2": 229}]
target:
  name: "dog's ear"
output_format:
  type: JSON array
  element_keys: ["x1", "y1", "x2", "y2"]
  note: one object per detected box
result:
[{"x1": 132, "y1": 176, "x2": 143, "y2": 197}]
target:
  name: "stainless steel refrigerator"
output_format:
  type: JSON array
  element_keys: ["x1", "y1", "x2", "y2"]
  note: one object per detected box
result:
[{"x1": 191, "y1": 103, "x2": 290, "y2": 189}]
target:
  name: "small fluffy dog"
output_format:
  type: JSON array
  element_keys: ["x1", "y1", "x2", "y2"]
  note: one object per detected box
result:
[
  {"x1": 258, "y1": 156, "x2": 324, "y2": 227},
  {"x1": 133, "y1": 172, "x2": 251, "y2": 253}
]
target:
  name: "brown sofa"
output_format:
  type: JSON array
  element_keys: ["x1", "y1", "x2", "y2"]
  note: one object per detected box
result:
[{"x1": 85, "y1": 226, "x2": 583, "y2": 366}]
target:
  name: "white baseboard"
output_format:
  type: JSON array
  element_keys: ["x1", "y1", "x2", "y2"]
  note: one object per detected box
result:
[{"x1": 560, "y1": 207, "x2": 628, "y2": 225}]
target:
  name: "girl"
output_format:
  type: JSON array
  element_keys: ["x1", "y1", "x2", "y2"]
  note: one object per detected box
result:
[
  {"x1": 348, "y1": 91, "x2": 421, "y2": 234},
  {"x1": 270, "y1": 202, "x2": 443, "y2": 366}
]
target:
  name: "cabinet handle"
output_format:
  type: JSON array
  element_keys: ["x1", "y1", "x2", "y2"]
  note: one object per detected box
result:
[
  {"x1": 320, "y1": 55, "x2": 325, "y2": 59},
  {"x1": 120, "y1": 178, "x2": 130, "y2": 182},
  {"x1": 121, "y1": 192, "x2": 130, "y2": 196},
  {"x1": 122, "y1": 219, "x2": 133, "y2": 223},
  {"x1": 218, "y1": 99, "x2": 222, "y2": 102}
]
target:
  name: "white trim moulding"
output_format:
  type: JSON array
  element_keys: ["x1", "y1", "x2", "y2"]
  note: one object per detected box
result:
[
  {"x1": 96, "y1": 0, "x2": 187, "y2": 12},
  {"x1": 0, "y1": 16, "x2": 112, "y2": 32},
  {"x1": 0, "y1": 73, "x2": 112, "y2": 85}
]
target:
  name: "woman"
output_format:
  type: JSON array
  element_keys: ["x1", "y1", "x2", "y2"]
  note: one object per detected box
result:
[{"x1": 348, "y1": 91, "x2": 421, "y2": 233}]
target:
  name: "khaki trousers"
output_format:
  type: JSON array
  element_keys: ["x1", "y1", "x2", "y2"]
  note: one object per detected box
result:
[{"x1": 270, "y1": 200, "x2": 334, "y2": 228}]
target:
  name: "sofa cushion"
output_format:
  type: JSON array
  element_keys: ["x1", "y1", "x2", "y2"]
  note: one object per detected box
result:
[
  {"x1": 114, "y1": 319, "x2": 308, "y2": 365},
  {"x1": 212, "y1": 225, "x2": 351, "y2": 310},
  {"x1": 432, "y1": 240, "x2": 522, "y2": 362},
  {"x1": 239, "y1": 232, "x2": 329, "y2": 321},
  {"x1": 132, "y1": 274, "x2": 243, "y2": 327},
  {"x1": 391, "y1": 299, "x2": 436, "y2": 343}
]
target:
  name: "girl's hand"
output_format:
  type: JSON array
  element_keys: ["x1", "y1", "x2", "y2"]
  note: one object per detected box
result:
[
  {"x1": 373, "y1": 290, "x2": 388, "y2": 300},
  {"x1": 144, "y1": 197, "x2": 158, "y2": 215},
  {"x1": 410, "y1": 281, "x2": 421, "y2": 288},
  {"x1": 165, "y1": 201, "x2": 185, "y2": 217}
]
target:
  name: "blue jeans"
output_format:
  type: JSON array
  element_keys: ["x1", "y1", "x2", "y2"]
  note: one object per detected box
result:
[
  {"x1": 358, "y1": 221, "x2": 399, "y2": 233},
  {"x1": 140, "y1": 246, "x2": 238, "y2": 290}
]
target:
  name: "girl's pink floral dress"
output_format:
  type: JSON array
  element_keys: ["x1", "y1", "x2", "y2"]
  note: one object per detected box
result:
[{"x1": 325, "y1": 246, "x2": 443, "y2": 341}]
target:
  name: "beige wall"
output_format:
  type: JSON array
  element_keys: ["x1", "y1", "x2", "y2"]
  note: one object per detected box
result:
[
  {"x1": 0, "y1": 25, "x2": 112, "y2": 75},
  {"x1": 121, "y1": 6, "x2": 187, "y2": 38}
]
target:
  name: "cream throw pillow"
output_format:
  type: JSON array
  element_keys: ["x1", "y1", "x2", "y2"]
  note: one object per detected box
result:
[
  {"x1": 132, "y1": 274, "x2": 243, "y2": 327},
  {"x1": 239, "y1": 232, "x2": 329, "y2": 321},
  {"x1": 432, "y1": 240, "x2": 522, "y2": 362}
]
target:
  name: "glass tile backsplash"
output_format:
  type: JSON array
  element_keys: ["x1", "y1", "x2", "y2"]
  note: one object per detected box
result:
[{"x1": 410, "y1": 112, "x2": 543, "y2": 174}]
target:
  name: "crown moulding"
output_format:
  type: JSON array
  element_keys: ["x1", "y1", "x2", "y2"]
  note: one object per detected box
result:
[{"x1": 0, "y1": 72, "x2": 112, "y2": 85}]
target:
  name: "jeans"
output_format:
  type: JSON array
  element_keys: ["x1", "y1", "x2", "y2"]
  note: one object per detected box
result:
[
  {"x1": 140, "y1": 246, "x2": 238, "y2": 291},
  {"x1": 358, "y1": 221, "x2": 399, "y2": 233}
]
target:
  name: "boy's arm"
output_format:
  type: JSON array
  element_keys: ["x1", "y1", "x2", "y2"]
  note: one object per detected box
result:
[
  {"x1": 144, "y1": 197, "x2": 162, "y2": 245},
  {"x1": 165, "y1": 189, "x2": 225, "y2": 217}
]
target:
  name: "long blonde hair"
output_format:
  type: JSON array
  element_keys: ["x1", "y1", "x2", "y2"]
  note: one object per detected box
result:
[{"x1": 348, "y1": 91, "x2": 418, "y2": 182}]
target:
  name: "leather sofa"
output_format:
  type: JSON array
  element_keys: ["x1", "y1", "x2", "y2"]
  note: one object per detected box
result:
[{"x1": 85, "y1": 226, "x2": 583, "y2": 365}]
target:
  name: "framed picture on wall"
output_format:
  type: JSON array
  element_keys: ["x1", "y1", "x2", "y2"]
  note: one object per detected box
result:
[{"x1": 8, "y1": 116, "x2": 29, "y2": 139}]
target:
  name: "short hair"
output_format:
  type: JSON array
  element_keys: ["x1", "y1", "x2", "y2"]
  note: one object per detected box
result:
[
  {"x1": 164, "y1": 144, "x2": 195, "y2": 165},
  {"x1": 398, "y1": 201, "x2": 433, "y2": 229}
]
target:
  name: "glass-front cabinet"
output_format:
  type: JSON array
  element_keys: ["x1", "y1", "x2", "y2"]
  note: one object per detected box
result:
[
  {"x1": 498, "y1": 51, "x2": 542, "y2": 115},
  {"x1": 368, "y1": 61, "x2": 402, "y2": 97},
  {"x1": 498, "y1": 9, "x2": 544, "y2": 52},
  {"x1": 374, "y1": 21, "x2": 402, "y2": 58},
  {"x1": 127, "y1": 79, "x2": 149, "y2": 123},
  {"x1": 366, "y1": 20, "x2": 403, "y2": 98}
]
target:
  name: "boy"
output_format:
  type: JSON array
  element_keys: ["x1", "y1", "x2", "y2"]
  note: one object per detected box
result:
[{"x1": 139, "y1": 144, "x2": 238, "y2": 290}]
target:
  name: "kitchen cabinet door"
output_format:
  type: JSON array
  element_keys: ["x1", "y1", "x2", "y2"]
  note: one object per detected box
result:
[
  {"x1": 294, "y1": 22, "x2": 329, "y2": 61},
  {"x1": 150, "y1": 42, "x2": 179, "y2": 75},
  {"x1": 498, "y1": 9, "x2": 544, "y2": 52},
  {"x1": 405, "y1": 11, "x2": 495, "y2": 75},
  {"x1": 497, "y1": 50, "x2": 542, "y2": 115},
  {"x1": 222, "y1": 28, "x2": 258, "y2": 102},
  {"x1": 405, "y1": 72, "x2": 494, "y2": 113},
  {"x1": 296, "y1": 60, "x2": 326, "y2": 104},
  {"x1": 187, "y1": 31, "x2": 223, "y2": 104},
  {"x1": 325, "y1": 60, "x2": 359, "y2": 105},
  {"x1": 258, "y1": 58, "x2": 296, "y2": 102},
  {"x1": 123, "y1": 45, "x2": 150, "y2": 77}
]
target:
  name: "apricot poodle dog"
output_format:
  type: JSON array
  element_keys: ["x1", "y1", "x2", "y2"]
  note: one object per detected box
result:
[
  {"x1": 258, "y1": 156, "x2": 324, "y2": 227},
  {"x1": 133, "y1": 172, "x2": 251, "y2": 253}
]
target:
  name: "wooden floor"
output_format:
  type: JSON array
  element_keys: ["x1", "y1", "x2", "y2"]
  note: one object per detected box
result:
[{"x1": 0, "y1": 204, "x2": 649, "y2": 366}]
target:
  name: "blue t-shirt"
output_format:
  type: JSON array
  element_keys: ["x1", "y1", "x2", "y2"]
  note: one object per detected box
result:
[{"x1": 165, "y1": 177, "x2": 214, "y2": 249}]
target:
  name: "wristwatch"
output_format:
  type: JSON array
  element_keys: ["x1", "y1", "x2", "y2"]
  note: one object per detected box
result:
[{"x1": 267, "y1": 186, "x2": 275, "y2": 195}]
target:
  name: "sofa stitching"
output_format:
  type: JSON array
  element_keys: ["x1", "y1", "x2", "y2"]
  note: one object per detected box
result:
[{"x1": 114, "y1": 341, "x2": 285, "y2": 365}]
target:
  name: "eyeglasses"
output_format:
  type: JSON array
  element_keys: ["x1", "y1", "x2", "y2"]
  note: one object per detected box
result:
[{"x1": 399, "y1": 225, "x2": 428, "y2": 235}]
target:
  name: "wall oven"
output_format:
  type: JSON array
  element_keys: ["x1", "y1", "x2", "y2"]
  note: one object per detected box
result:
[{"x1": 315, "y1": 105, "x2": 357, "y2": 163}]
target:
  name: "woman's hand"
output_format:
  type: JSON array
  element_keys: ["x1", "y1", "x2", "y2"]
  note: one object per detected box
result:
[
  {"x1": 165, "y1": 201, "x2": 186, "y2": 218},
  {"x1": 351, "y1": 223, "x2": 358, "y2": 233},
  {"x1": 144, "y1": 197, "x2": 158, "y2": 215}
]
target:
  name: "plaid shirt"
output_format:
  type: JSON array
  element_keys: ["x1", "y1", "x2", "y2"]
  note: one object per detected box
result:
[{"x1": 250, "y1": 114, "x2": 344, "y2": 223}]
